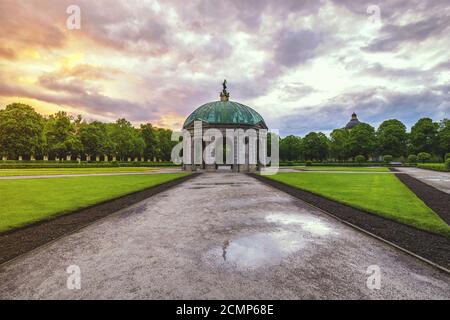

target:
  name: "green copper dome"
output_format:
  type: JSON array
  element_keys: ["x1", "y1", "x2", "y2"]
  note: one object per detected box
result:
[{"x1": 183, "y1": 100, "x2": 267, "y2": 129}]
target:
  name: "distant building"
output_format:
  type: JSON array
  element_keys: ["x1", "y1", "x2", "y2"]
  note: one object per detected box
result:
[
  {"x1": 182, "y1": 80, "x2": 268, "y2": 172},
  {"x1": 345, "y1": 112, "x2": 361, "y2": 130}
]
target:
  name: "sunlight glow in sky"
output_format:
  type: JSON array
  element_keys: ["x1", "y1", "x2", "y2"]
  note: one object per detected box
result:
[{"x1": 1, "y1": 0, "x2": 449, "y2": 135}]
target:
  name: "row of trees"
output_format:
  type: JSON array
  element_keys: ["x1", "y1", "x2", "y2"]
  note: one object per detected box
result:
[
  {"x1": 1, "y1": 103, "x2": 449, "y2": 163},
  {"x1": 280, "y1": 118, "x2": 450, "y2": 162},
  {"x1": 0, "y1": 103, "x2": 176, "y2": 161}
]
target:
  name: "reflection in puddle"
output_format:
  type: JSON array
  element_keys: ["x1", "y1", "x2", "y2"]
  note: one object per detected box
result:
[
  {"x1": 265, "y1": 213, "x2": 333, "y2": 236},
  {"x1": 205, "y1": 231, "x2": 307, "y2": 270},
  {"x1": 204, "y1": 213, "x2": 337, "y2": 271}
]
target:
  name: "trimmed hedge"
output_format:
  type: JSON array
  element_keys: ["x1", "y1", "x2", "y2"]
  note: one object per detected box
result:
[
  {"x1": 279, "y1": 161, "x2": 306, "y2": 167},
  {"x1": 301, "y1": 162, "x2": 395, "y2": 167},
  {"x1": 0, "y1": 161, "x2": 180, "y2": 169},
  {"x1": 416, "y1": 163, "x2": 449, "y2": 172}
]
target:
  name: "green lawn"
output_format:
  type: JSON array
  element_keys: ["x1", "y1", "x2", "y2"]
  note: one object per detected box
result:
[
  {"x1": 266, "y1": 172, "x2": 450, "y2": 236},
  {"x1": 292, "y1": 166, "x2": 390, "y2": 172},
  {"x1": 0, "y1": 173, "x2": 189, "y2": 232},
  {"x1": 0, "y1": 167, "x2": 160, "y2": 176}
]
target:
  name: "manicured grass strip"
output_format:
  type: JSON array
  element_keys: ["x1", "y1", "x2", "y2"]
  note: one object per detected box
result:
[
  {"x1": 0, "y1": 167, "x2": 158, "y2": 176},
  {"x1": 266, "y1": 172, "x2": 450, "y2": 236},
  {"x1": 0, "y1": 173, "x2": 189, "y2": 232},
  {"x1": 293, "y1": 166, "x2": 389, "y2": 172}
]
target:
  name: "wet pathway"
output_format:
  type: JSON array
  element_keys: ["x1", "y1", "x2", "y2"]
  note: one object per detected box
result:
[{"x1": 0, "y1": 173, "x2": 449, "y2": 299}]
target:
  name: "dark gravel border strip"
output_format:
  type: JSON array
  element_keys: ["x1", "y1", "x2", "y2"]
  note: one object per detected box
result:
[
  {"x1": 249, "y1": 173, "x2": 450, "y2": 271},
  {"x1": 0, "y1": 173, "x2": 200, "y2": 265},
  {"x1": 390, "y1": 168, "x2": 450, "y2": 225}
]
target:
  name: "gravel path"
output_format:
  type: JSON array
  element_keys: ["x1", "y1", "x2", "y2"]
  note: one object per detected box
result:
[{"x1": 0, "y1": 173, "x2": 448, "y2": 299}]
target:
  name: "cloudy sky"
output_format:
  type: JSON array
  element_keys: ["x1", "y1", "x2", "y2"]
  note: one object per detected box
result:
[{"x1": 1, "y1": 0, "x2": 449, "y2": 136}]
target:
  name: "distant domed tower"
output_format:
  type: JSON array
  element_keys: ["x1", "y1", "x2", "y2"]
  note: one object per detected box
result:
[{"x1": 345, "y1": 112, "x2": 361, "y2": 130}]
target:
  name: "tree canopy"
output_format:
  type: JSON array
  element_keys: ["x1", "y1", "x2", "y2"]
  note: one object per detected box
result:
[
  {"x1": 347, "y1": 123, "x2": 377, "y2": 158},
  {"x1": 302, "y1": 132, "x2": 329, "y2": 161},
  {"x1": 0, "y1": 103, "x2": 44, "y2": 158},
  {"x1": 409, "y1": 118, "x2": 439, "y2": 155},
  {"x1": 0, "y1": 104, "x2": 176, "y2": 161},
  {"x1": 376, "y1": 119, "x2": 407, "y2": 157}
]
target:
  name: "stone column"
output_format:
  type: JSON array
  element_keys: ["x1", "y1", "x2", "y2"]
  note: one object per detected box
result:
[
  {"x1": 237, "y1": 131, "x2": 248, "y2": 172},
  {"x1": 235, "y1": 133, "x2": 240, "y2": 172},
  {"x1": 193, "y1": 122, "x2": 203, "y2": 170},
  {"x1": 204, "y1": 134, "x2": 215, "y2": 172},
  {"x1": 258, "y1": 130, "x2": 267, "y2": 172},
  {"x1": 244, "y1": 138, "x2": 249, "y2": 172},
  {"x1": 189, "y1": 134, "x2": 196, "y2": 171},
  {"x1": 248, "y1": 131, "x2": 257, "y2": 173},
  {"x1": 205, "y1": 139, "x2": 215, "y2": 171}
]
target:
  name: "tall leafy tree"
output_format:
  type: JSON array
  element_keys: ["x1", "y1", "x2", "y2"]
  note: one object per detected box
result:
[
  {"x1": 0, "y1": 103, "x2": 44, "y2": 159},
  {"x1": 44, "y1": 111, "x2": 82, "y2": 159},
  {"x1": 109, "y1": 119, "x2": 137, "y2": 160},
  {"x1": 131, "y1": 131, "x2": 145, "y2": 159},
  {"x1": 302, "y1": 132, "x2": 329, "y2": 160},
  {"x1": 329, "y1": 128, "x2": 349, "y2": 161},
  {"x1": 347, "y1": 123, "x2": 377, "y2": 158},
  {"x1": 80, "y1": 121, "x2": 114, "y2": 157},
  {"x1": 409, "y1": 118, "x2": 439, "y2": 154},
  {"x1": 141, "y1": 123, "x2": 157, "y2": 160},
  {"x1": 154, "y1": 128, "x2": 176, "y2": 161},
  {"x1": 376, "y1": 119, "x2": 407, "y2": 157},
  {"x1": 279, "y1": 135, "x2": 303, "y2": 161},
  {"x1": 437, "y1": 119, "x2": 450, "y2": 159}
]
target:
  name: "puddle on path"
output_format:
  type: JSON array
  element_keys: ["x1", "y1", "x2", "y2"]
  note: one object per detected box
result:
[
  {"x1": 203, "y1": 212, "x2": 337, "y2": 270},
  {"x1": 204, "y1": 230, "x2": 308, "y2": 270}
]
